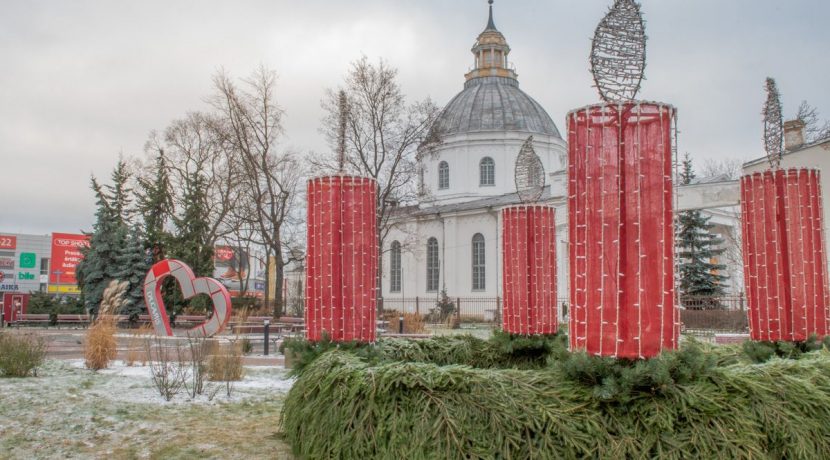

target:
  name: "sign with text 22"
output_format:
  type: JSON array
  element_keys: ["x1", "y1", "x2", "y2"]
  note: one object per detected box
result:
[
  {"x1": 0, "y1": 235, "x2": 16, "y2": 250},
  {"x1": 49, "y1": 233, "x2": 90, "y2": 284}
]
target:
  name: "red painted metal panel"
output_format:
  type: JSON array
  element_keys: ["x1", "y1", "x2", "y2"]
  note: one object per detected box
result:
[
  {"x1": 501, "y1": 205, "x2": 557, "y2": 335},
  {"x1": 568, "y1": 102, "x2": 678, "y2": 358},
  {"x1": 305, "y1": 175, "x2": 378, "y2": 342},
  {"x1": 741, "y1": 168, "x2": 830, "y2": 341}
]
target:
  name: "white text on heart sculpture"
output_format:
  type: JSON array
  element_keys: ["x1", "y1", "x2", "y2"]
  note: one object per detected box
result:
[{"x1": 142, "y1": 259, "x2": 232, "y2": 337}]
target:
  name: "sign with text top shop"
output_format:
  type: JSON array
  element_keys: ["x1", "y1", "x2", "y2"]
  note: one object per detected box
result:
[{"x1": 49, "y1": 233, "x2": 90, "y2": 284}]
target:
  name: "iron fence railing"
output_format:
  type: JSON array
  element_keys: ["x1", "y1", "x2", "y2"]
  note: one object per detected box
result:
[
  {"x1": 380, "y1": 295, "x2": 749, "y2": 332},
  {"x1": 680, "y1": 295, "x2": 746, "y2": 312}
]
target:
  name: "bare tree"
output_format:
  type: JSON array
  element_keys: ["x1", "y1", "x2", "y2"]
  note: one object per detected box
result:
[
  {"x1": 796, "y1": 101, "x2": 830, "y2": 143},
  {"x1": 699, "y1": 158, "x2": 742, "y2": 181},
  {"x1": 144, "y1": 111, "x2": 240, "y2": 247},
  {"x1": 313, "y1": 57, "x2": 441, "y2": 304},
  {"x1": 211, "y1": 66, "x2": 305, "y2": 316}
]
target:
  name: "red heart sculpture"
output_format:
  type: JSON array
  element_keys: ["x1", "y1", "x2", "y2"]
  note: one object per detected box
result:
[{"x1": 143, "y1": 259, "x2": 232, "y2": 337}]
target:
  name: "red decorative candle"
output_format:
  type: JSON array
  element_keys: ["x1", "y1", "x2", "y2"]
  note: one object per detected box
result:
[
  {"x1": 305, "y1": 175, "x2": 378, "y2": 342},
  {"x1": 741, "y1": 168, "x2": 830, "y2": 341},
  {"x1": 501, "y1": 205, "x2": 557, "y2": 335},
  {"x1": 568, "y1": 102, "x2": 678, "y2": 358}
]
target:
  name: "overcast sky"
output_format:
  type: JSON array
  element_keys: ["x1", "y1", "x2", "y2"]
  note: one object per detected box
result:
[{"x1": 2, "y1": 0, "x2": 828, "y2": 235}]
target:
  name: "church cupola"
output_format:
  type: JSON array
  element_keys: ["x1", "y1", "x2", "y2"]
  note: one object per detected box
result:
[{"x1": 465, "y1": 0, "x2": 517, "y2": 82}]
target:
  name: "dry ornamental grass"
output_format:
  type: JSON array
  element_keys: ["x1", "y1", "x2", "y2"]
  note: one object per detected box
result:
[{"x1": 84, "y1": 280, "x2": 128, "y2": 371}]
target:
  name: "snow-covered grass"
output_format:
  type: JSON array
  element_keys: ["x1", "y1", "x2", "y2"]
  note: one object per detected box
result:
[{"x1": 0, "y1": 359, "x2": 295, "y2": 459}]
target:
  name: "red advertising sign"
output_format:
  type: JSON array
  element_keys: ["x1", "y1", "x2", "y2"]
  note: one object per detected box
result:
[
  {"x1": 49, "y1": 233, "x2": 90, "y2": 284},
  {"x1": 214, "y1": 246, "x2": 235, "y2": 262},
  {"x1": 0, "y1": 235, "x2": 16, "y2": 250}
]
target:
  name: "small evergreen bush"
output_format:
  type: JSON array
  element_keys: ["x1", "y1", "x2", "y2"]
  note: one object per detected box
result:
[
  {"x1": 0, "y1": 333, "x2": 47, "y2": 377},
  {"x1": 742, "y1": 334, "x2": 830, "y2": 363}
]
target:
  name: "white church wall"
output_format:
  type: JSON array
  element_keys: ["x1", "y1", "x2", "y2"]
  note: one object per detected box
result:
[{"x1": 421, "y1": 131, "x2": 566, "y2": 205}]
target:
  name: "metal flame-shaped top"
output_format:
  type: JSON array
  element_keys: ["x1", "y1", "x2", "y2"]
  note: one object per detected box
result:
[
  {"x1": 763, "y1": 77, "x2": 784, "y2": 169},
  {"x1": 514, "y1": 136, "x2": 545, "y2": 203},
  {"x1": 590, "y1": 0, "x2": 647, "y2": 103}
]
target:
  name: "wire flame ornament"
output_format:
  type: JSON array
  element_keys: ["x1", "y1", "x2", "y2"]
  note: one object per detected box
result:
[
  {"x1": 763, "y1": 77, "x2": 784, "y2": 169},
  {"x1": 590, "y1": 0, "x2": 647, "y2": 103},
  {"x1": 514, "y1": 136, "x2": 545, "y2": 203}
]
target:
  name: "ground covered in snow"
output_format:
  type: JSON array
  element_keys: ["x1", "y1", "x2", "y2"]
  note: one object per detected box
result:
[{"x1": 0, "y1": 359, "x2": 295, "y2": 459}]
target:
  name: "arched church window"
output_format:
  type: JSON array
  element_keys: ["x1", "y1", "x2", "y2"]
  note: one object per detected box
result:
[
  {"x1": 438, "y1": 161, "x2": 449, "y2": 190},
  {"x1": 390, "y1": 241, "x2": 402, "y2": 293},
  {"x1": 426, "y1": 237, "x2": 440, "y2": 292},
  {"x1": 480, "y1": 157, "x2": 495, "y2": 186},
  {"x1": 472, "y1": 233, "x2": 486, "y2": 291}
]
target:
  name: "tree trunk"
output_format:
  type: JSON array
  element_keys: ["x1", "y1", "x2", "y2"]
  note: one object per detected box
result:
[
  {"x1": 273, "y1": 244, "x2": 284, "y2": 318},
  {"x1": 263, "y1": 247, "x2": 272, "y2": 314}
]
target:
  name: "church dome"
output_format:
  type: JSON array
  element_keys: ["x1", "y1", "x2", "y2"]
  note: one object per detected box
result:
[
  {"x1": 436, "y1": 76, "x2": 561, "y2": 138},
  {"x1": 433, "y1": 1, "x2": 561, "y2": 139}
]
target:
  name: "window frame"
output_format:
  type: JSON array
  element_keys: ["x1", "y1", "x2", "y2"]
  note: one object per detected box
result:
[
  {"x1": 438, "y1": 161, "x2": 449, "y2": 190},
  {"x1": 390, "y1": 241, "x2": 402, "y2": 293},
  {"x1": 471, "y1": 233, "x2": 486, "y2": 291},
  {"x1": 426, "y1": 237, "x2": 440, "y2": 292},
  {"x1": 479, "y1": 157, "x2": 495, "y2": 186}
]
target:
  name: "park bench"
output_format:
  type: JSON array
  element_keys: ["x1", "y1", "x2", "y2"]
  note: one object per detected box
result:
[
  {"x1": 228, "y1": 316, "x2": 275, "y2": 334},
  {"x1": 173, "y1": 315, "x2": 207, "y2": 327},
  {"x1": 56, "y1": 314, "x2": 90, "y2": 328},
  {"x1": 14, "y1": 313, "x2": 50, "y2": 327},
  {"x1": 272, "y1": 316, "x2": 305, "y2": 337}
]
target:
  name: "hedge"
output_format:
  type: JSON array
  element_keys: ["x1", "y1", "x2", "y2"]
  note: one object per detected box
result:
[{"x1": 281, "y1": 336, "x2": 830, "y2": 459}]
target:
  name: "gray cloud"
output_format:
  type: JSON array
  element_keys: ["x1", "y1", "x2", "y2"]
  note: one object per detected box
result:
[{"x1": 1, "y1": 0, "x2": 828, "y2": 234}]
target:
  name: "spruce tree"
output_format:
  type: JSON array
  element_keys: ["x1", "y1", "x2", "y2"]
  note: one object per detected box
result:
[
  {"x1": 170, "y1": 172, "x2": 214, "y2": 277},
  {"x1": 166, "y1": 172, "x2": 215, "y2": 314},
  {"x1": 136, "y1": 151, "x2": 174, "y2": 262},
  {"x1": 113, "y1": 226, "x2": 151, "y2": 316},
  {"x1": 676, "y1": 154, "x2": 729, "y2": 307},
  {"x1": 107, "y1": 159, "x2": 134, "y2": 225},
  {"x1": 77, "y1": 177, "x2": 126, "y2": 313}
]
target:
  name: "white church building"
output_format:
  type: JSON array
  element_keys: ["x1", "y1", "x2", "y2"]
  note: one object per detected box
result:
[
  {"x1": 379, "y1": 4, "x2": 744, "y2": 317},
  {"x1": 381, "y1": 5, "x2": 569, "y2": 315}
]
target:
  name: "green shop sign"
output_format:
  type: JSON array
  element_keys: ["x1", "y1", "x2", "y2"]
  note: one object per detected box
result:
[{"x1": 19, "y1": 252, "x2": 36, "y2": 269}]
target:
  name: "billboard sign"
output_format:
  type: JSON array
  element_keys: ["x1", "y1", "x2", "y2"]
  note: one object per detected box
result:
[
  {"x1": 49, "y1": 233, "x2": 90, "y2": 284},
  {"x1": 0, "y1": 235, "x2": 16, "y2": 250},
  {"x1": 19, "y1": 252, "x2": 36, "y2": 269},
  {"x1": 0, "y1": 256, "x2": 13, "y2": 270},
  {"x1": 214, "y1": 245, "x2": 265, "y2": 297}
]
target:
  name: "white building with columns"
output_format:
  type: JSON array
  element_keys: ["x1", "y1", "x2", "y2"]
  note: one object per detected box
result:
[
  {"x1": 379, "y1": 3, "x2": 746, "y2": 316},
  {"x1": 381, "y1": 4, "x2": 570, "y2": 314}
]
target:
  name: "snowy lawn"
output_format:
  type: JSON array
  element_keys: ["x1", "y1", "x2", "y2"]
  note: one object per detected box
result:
[{"x1": 0, "y1": 359, "x2": 295, "y2": 459}]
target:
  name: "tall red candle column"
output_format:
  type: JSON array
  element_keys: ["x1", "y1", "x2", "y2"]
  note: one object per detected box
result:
[
  {"x1": 305, "y1": 175, "x2": 378, "y2": 342},
  {"x1": 501, "y1": 205, "x2": 557, "y2": 335},
  {"x1": 568, "y1": 102, "x2": 678, "y2": 359},
  {"x1": 741, "y1": 168, "x2": 830, "y2": 341}
]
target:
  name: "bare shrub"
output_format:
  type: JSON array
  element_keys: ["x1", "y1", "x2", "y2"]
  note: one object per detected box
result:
[
  {"x1": 124, "y1": 323, "x2": 153, "y2": 366},
  {"x1": 184, "y1": 334, "x2": 214, "y2": 398},
  {"x1": 384, "y1": 312, "x2": 427, "y2": 334},
  {"x1": 207, "y1": 339, "x2": 245, "y2": 397},
  {"x1": 0, "y1": 332, "x2": 47, "y2": 377},
  {"x1": 402, "y1": 313, "x2": 426, "y2": 333},
  {"x1": 231, "y1": 306, "x2": 251, "y2": 335},
  {"x1": 145, "y1": 335, "x2": 187, "y2": 401}
]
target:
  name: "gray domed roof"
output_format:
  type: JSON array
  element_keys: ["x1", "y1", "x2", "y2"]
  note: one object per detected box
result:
[{"x1": 435, "y1": 77, "x2": 561, "y2": 138}]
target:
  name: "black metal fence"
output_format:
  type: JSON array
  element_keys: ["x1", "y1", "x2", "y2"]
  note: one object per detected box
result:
[
  {"x1": 680, "y1": 295, "x2": 746, "y2": 312},
  {"x1": 379, "y1": 296, "x2": 570, "y2": 326},
  {"x1": 379, "y1": 295, "x2": 749, "y2": 332}
]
